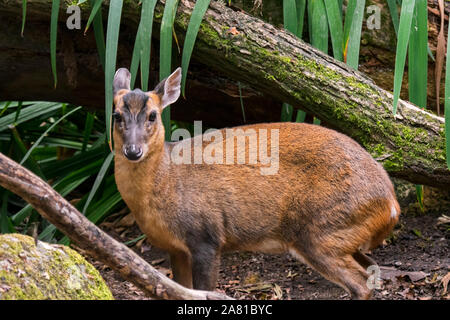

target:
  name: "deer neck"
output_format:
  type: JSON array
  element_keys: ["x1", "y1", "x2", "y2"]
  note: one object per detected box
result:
[{"x1": 114, "y1": 141, "x2": 171, "y2": 213}]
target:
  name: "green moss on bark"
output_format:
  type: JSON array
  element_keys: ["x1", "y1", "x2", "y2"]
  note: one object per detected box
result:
[{"x1": 173, "y1": 2, "x2": 447, "y2": 179}]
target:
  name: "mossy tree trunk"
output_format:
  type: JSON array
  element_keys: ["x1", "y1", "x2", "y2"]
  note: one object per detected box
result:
[{"x1": 0, "y1": 0, "x2": 448, "y2": 188}]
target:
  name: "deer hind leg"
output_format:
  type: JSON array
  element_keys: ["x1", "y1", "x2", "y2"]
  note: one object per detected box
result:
[
  {"x1": 290, "y1": 247, "x2": 372, "y2": 300},
  {"x1": 170, "y1": 250, "x2": 193, "y2": 288},
  {"x1": 353, "y1": 250, "x2": 378, "y2": 270}
]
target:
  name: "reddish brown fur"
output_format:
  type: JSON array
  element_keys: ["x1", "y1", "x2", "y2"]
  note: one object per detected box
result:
[{"x1": 113, "y1": 70, "x2": 400, "y2": 299}]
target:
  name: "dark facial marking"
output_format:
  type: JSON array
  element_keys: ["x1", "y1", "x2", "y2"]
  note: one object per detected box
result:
[{"x1": 122, "y1": 89, "x2": 149, "y2": 114}]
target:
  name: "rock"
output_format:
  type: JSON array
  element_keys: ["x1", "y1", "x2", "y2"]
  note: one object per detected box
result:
[{"x1": 0, "y1": 233, "x2": 113, "y2": 300}]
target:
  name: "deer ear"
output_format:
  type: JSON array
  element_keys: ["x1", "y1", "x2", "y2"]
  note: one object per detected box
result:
[
  {"x1": 113, "y1": 68, "x2": 131, "y2": 95},
  {"x1": 153, "y1": 67, "x2": 181, "y2": 109}
]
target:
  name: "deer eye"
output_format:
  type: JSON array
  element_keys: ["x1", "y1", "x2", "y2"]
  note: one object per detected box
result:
[
  {"x1": 149, "y1": 111, "x2": 157, "y2": 122},
  {"x1": 113, "y1": 112, "x2": 122, "y2": 122}
]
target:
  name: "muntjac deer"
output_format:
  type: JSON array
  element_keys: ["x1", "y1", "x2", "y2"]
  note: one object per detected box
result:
[{"x1": 112, "y1": 67, "x2": 400, "y2": 299}]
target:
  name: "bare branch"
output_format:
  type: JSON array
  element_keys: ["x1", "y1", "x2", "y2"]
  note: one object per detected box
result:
[{"x1": 0, "y1": 152, "x2": 232, "y2": 300}]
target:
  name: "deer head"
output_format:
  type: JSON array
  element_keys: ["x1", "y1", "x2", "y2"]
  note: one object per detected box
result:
[{"x1": 112, "y1": 67, "x2": 181, "y2": 162}]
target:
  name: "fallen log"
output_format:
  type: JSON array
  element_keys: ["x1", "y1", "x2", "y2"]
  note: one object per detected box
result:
[
  {"x1": 0, "y1": 152, "x2": 232, "y2": 300},
  {"x1": 172, "y1": 1, "x2": 448, "y2": 188},
  {"x1": 0, "y1": 0, "x2": 448, "y2": 187}
]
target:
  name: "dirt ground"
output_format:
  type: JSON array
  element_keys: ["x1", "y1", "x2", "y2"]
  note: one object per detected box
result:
[{"x1": 84, "y1": 208, "x2": 449, "y2": 300}]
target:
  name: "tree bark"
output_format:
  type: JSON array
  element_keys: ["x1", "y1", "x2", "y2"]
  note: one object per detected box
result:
[
  {"x1": 0, "y1": 0, "x2": 281, "y2": 128},
  {"x1": 0, "y1": 0, "x2": 448, "y2": 188},
  {"x1": 0, "y1": 152, "x2": 232, "y2": 300}
]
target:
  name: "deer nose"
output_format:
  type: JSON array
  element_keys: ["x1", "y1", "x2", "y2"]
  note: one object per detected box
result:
[{"x1": 124, "y1": 144, "x2": 143, "y2": 161}]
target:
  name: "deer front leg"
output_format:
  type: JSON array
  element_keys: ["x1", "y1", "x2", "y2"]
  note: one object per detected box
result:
[
  {"x1": 170, "y1": 250, "x2": 193, "y2": 288},
  {"x1": 190, "y1": 244, "x2": 221, "y2": 291}
]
